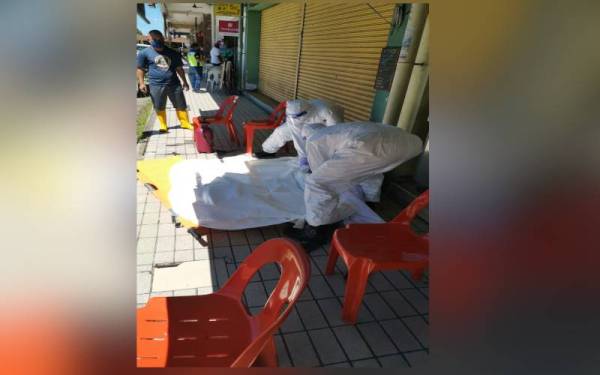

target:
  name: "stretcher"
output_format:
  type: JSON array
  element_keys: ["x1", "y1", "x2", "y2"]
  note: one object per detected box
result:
[{"x1": 136, "y1": 154, "x2": 383, "y2": 233}]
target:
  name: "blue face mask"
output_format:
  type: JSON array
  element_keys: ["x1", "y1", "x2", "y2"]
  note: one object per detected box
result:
[{"x1": 151, "y1": 39, "x2": 164, "y2": 49}]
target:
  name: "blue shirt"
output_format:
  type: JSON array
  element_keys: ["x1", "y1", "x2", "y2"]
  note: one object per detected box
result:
[{"x1": 136, "y1": 46, "x2": 183, "y2": 86}]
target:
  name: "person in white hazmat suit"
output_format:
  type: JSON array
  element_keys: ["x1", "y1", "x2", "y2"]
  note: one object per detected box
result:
[
  {"x1": 258, "y1": 99, "x2": 344, "y2": 171},
  {"x1": 285, "y1": 121, "x2": 424, "y2": 251}
]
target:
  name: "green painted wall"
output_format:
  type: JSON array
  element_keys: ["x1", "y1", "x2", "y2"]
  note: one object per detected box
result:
[
  {"x1": 245, "y1": 10, "x2": 261, "y2": 87},
  {"x1": 370, "y1": 4, "x2": 411, "y2": 122}
]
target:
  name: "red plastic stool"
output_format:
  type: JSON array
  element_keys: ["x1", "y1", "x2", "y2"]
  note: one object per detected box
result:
[{"x1": 243, "y1": 101, "x2": 288, "y2": 155}]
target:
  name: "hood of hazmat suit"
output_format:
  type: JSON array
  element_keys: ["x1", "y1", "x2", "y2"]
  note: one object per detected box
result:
[
  {"x1": 261, "y1": 99, "x2": 344, "y2": 161},
  {"x1": 304, "y1": 122, "x2": 423, "y2": 226}
]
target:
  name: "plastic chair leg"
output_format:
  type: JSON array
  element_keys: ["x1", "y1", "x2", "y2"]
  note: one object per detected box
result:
[
  {"x1": 341, "y1": 260, "x2": 371, "y2": 323},
  {"x1": 254, "y1": 336, "x2": 278, "y2": 367},
  {"x1": 228, "y1": 121, "x2": 240, "y2": 146},
  {"x1": 325, "y1": 244, "x2": 339, "y2": 275},
  {"x1": 245, "y1": 127, "x2": 255, "y2": 154}
]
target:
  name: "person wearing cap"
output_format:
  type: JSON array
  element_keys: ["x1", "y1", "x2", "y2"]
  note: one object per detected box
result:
[{"x1": 258, "y1": 99, "x2": 344, "y2": 170}]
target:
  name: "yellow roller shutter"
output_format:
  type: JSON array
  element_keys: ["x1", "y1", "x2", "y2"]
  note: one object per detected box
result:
[
  {"x1": 258, "y1": 3, "x2": 303, "y2": 102},
  {"x1": 297, "y1": 1, "x2": 395, "y2": 121}
]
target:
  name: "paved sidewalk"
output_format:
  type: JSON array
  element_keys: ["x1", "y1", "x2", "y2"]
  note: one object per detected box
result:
[{"x1": 136, "y1": 83, "x2": 429, "y2": 368}]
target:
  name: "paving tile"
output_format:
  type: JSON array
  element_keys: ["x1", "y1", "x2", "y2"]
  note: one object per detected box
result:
[
  {"x1": 174, "y1": 250, "x2": 194, "y2": 262},
  {"x1": 363, "y1": 293, "x2": 397, "y2": 320},
  {"x1": 401, "y1": 289, "x2": 429, "y2": 314},
  {"x1": 232, "y1": 244, "x2": 251, "y2": 263},
  {"x1": 308, "y1": 276, "x2": 335, "y2": 299},
  {"x1": 157, "y1": 223, "x2": 175, "y2": 237},
  {"x1": 228, "y1": 231, "x2": 248, "y2": 245},
  {"x1": 403, "y1": 350, "x2": 429, "y2": 367},
  {"x1": 332, "y1": 326, "x2": 373, "y2": 361},
  {"x1": 212, "y1": 246, "x2": 233, "y2": 260},
  {"x1": 356, "y1": 322, "x2": 398, "y2": 356},
  {"x1": 212, "y1": 257, "x2": 229, "y2": 288},
  {"x1": 260, "y1": 227, "x2": 279, "y2": 239},
  {"x1": 243, "y1": 282, "x2": 268, "y2": 308},
  {"x1": 155, "y1": 236, "x2": 175, "y2": 252},
  {"x1": 380, "y1": 319, "x2": 422, "y2": 352},
  {"x1": 324, "y1": 273, "x2": 347, "y2": 296},
  {"x1": 211, "y1": 231, "x2": 230, "y2": 247},
  {"x1": 274, "y1": 335, "x2": 292, "y2": 367},
  {"x1": 325, "y1": 361, "x2": 352, "y2": 368},
  {"x1": 381, "y1": 270, "x2": 414, "y2": 289},
  {"x1": 197, "y1": 286, "x2": 213, "y2": 295},
  {"x1": 280, "y1": 307, "x2": 304, "y2": 333},
  {"x1": 137, "y1": 293, "x2": 149, "y2": 305},
  {"x1": 368, "y1": 272, "x2": 395, "y2": 292},
  {"x1": 400, "y1": 270, "x2": 428, "y2": 287},
  {"x1": 144, "y1": 202, "x2": 161, "y2": 213},
  {"x1": 153, "y1": 251, "x2": 174, "y2": 264},
  {"x1": 419, "y1": 287, "x2": 429, "y2": 297},
  {"x1": 175, "y1": 235, "x2": 194, "y2": 250},
  {"x1": 381, "y1": 290, "x2": 419, "y2": 317},
  {"x1": 150, "y1": 291, "x2": 173, "y2": 297},
  {"x1": 137, "y1": 272, "x2": 152, "y2": 294},
  {"x1": 245, "y1": 229, "x2": 264, "y2": 245},
  {"x1": 377, "y1": 354, "x2": 409, "y2": 368},
  {"x1": 308, "y1": 328, "x2": 347, "y2": 364},
  {"x1": 296, "y1": 300, "x2": 328, "y2": 330},
  {"x1": 352, "y1": 359, "x2": 381, "y2": 368},
  {"x1": 194, "y1": 247, "x2": 210, "y2": 260},
  {"x1": 137, "y1": 252, "x2": 154, "y2": 266},
  {"x1": 282, "y1": 332, "x2": 320, "y2": 367},
  {"x1": 259, "y1": 262, "x2": 280, "y2": 281},
  {"x1": 137, "y1": 264, "x2": 152, "y2": 272},
  {"x1": 138, "y1": 224, "x2": 158, "y2": 238},
  {"x1": 141, "y1": 213, "x2": 159, "y2": 225},
  {"x1": 173, "y1": 288, "x2": 198, "y2": 296},
  {"x1": 402, "y1": 316, "x2": 428, "y2": 348},
  {"x1": 317, "y1": 298, "x2": 345, "y2": 326},
  {"x1": 137, "y1": 238, "x2": 156, "y2": 253}
]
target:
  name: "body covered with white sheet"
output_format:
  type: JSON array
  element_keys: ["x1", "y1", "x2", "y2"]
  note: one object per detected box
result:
[
  {"x1": 261, "y1": 99, "x2": 344, "y2": 167},
  {"x1": 304, "y1": 122, "x2": 423, "y2": 226}
]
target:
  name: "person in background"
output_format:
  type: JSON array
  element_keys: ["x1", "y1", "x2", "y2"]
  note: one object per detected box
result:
[
  {"x1": 187, "y1": 43, "x2": 203, "y2": 92},
  {"x1": 137, "y1": 30, "x2": 193, "y2": 133},
  {"x1": 210, "y1": 41, "x2": 222, "y2": 66},
  {"x1": 220, "y1": 39, "x2": 234, "y2": 63}
]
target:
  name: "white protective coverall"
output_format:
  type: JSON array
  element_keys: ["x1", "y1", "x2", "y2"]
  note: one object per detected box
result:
[
  {"x1": 304, "y1": 122, "x2": 423, "y2": 226},
  {"x1": 261, "y1": 99, "x2": 344, "y2": 166}
]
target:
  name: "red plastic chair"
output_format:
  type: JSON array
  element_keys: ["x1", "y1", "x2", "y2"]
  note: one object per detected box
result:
[
  {"x1": 325, "y1": 190, "x2": 429, "y2": 323},
  {"x1": 193, "y1": 95, "x2": 240, "y2": 146},
  {"x1": 137, "y1": 238, "x2": 310, "y2": 368},
  {"x1": 243, "y1": 101, "x2": 289, "y2": 154}
]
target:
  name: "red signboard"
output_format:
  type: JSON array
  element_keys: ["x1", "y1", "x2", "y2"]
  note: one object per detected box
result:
[{"x1": 218, "y1": 20, "x2": 239, "y2": 33}]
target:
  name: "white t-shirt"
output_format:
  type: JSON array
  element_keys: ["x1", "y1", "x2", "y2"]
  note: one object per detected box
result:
[{"x1": 210, "y1": 47, "x2": 221, "y2": 64}]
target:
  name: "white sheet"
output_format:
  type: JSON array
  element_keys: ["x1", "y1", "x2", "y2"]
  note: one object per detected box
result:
[{"x1": 167, "y1": 154, "x2": 382, "y2": 230}]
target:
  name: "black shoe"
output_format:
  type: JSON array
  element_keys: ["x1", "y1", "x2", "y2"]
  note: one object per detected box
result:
[
  {"x1": 253, "y1": 151, "x2": 277, "y2": 159},
  {"x1": 159, "y1": 129, "x2": 168, "y2": 134}
]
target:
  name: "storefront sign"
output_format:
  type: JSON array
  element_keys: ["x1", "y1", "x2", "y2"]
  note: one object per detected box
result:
[
  {"x1": 218, "y1": 19, "x2": 239, "y2": 34},
  {"x1": 214, "y1": 4, "x2": 241, "y2": 17}
]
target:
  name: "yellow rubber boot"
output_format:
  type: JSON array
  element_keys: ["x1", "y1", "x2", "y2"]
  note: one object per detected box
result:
[
  {"x1": 156, "y1": 110, "x2": 168, "y2": 132},
  {"x1": 177, "y1": 110, "x2": 193, "y2": 130}
]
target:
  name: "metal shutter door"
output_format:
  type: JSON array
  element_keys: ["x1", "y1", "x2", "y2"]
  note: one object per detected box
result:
[
  {"x1": 297, "y1": 2, "x2": 395, "y2": 121},
  {"x1": 258, "y1": 3, "x2": 303, "y2": 102}
]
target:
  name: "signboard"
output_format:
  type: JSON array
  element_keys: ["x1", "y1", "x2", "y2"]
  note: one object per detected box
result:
[
  {"x1": 214, "y1": 4, "x2": 241, "y2": 17},
  {"x1": 218, "y1": 19, "x2": 239, "y2": 34},
  {"x1": 373, "y1": 47, "x2": 401, "y2": 91}
]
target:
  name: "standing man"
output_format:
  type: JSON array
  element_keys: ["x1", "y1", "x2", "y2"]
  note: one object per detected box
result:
[
  {"x1": 187, "y1": 43, "x2": 203, "y2": 92},
  {"x1": 137, "y1": 30, "x2": 193, "y2": 133},
  {"x1": 210, "y1": 41, "x2": 222, "y2": 66}
]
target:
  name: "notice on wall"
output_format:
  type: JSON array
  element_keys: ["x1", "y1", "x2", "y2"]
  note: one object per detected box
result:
[
  {"x1": 214, "y1": 4, "x2": 241, "y2": 17},
  {"x1": 374, "y1": 47, "x2": 401, "y2": 91},
  {"x1": 218, "y1": 19, "x2": 239, "y2": 34}
]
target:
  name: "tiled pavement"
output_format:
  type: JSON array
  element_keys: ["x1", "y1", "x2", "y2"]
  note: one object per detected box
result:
[{"x1": 137, "y1": 78, "x2": 429, "y2": 368}]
